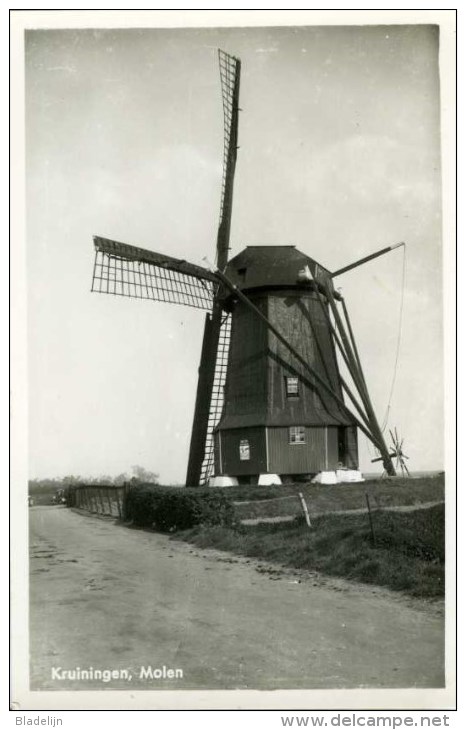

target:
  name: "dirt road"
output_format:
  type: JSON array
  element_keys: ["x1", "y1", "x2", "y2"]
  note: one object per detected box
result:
[{"x1": 29, "y1": 506, "x2": 444, "y2": 691}]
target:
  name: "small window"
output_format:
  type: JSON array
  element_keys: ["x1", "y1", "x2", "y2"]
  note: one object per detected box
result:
[
  {"x1": 289, "y1": 426, "x2": 306, "y2": 444},
  {"x1": 239, "y1": 439, "x2": 250, "y2": 460},
  {"x1": 285, "y1": 376, "x2": 299, "y2": 397},
  {"x1": 237, "y1": 267, "x2": 247, "y2": 284}
]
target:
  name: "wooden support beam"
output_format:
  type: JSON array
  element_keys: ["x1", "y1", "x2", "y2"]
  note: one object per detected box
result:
[
  {"x1": 340, "y1": 297, "x2": 371, "y2": 399},
  {"x1": 332, "y1": 242, "x2": 404, "y2": 278},
  {"x1": 299, "y1": 301, "x2": 369, "y2": 427},
  {"x1": 340, "y1": 378, "x2": 375, "y2": 434},
  {"x1": 322, "y1": 284, "x2": 371, "y2": 404},
  {"x1": 309, "y1": 273, "x2": 374, "y2": 418},
  {"x1": 323, "y1": 283, "x2": 396, "y2": 476}
]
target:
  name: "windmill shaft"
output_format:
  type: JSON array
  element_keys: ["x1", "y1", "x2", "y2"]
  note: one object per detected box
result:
[{"x1": 331, "y1": 242, "x2": 405, "y2": 278}]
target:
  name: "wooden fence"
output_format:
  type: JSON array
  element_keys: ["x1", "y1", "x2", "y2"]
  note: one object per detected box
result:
[{"x1": 67, "y1": 484, "x2": 129, "y2": 519}]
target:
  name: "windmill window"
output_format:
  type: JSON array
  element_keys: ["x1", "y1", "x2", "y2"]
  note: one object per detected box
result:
[
  {"x1": 289, "y1": 426, "x2": 306, "y2": 444},
  {"x1": 285, "y1": 376, "x2": 300, "y2": 397},
  {"x1": 239, "y1": 439, "x2": 250, "y2": 461},
  {"x1": 237, "y1": 267, "x2": 247, "y2": 284}
]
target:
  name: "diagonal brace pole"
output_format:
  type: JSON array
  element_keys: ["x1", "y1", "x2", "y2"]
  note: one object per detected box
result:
[{"x1": 322, "y1": 282, "x2": 396, "y2": 476}]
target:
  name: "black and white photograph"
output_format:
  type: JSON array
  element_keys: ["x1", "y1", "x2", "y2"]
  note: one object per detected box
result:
[{"x1": 10, "y1": 8, "x2": 456, "y2": 712}]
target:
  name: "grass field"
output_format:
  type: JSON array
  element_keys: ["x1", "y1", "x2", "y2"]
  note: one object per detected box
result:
[
  {"x1": 231, "y1": 474, "x2": 445, "y2": 521},
  {"x1": 174, "y1": 502, "x2": 445, "y2": 598}
]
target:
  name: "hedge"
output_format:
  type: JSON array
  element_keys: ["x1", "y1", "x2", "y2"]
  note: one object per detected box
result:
[{"x1": 124, "y1": 484, "x2": 237, "y2": 532}]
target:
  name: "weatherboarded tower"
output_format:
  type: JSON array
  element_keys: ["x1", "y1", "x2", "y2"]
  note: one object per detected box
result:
[{"x1": 214, "y1": 246, "x2": 358, "y2": 482}]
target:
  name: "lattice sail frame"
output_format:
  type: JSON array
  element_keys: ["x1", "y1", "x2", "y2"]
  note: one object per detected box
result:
[
  {"x1": 92, "y1": 236, "x2": 216, "y2": 311},
  {"x1": 217, "y1": 50, "x2": 240, "y2": 265},
  {"x1": 199, "y1": 313, "x2": 232, "y2": 485}
]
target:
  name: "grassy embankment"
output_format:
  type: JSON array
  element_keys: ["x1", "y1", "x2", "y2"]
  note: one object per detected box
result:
[
  {"x1": 173, "y1": 476, "x2": 445, "y2": 598},
  {"x1": 229, "y1": 475, "x2": 444, "y2": 521}
]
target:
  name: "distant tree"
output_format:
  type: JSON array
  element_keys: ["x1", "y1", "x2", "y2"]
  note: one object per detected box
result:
[
  {"x1": 113, "y1": 472, "x2": 130, "y2": 486},
  {"x1": 28, "y1": 478, "x2": 59, "y2": 494},
  {"x1": 28, "y1": 467, "x2": 160, "y2": 492},
  {"x1": 130, "y1": 465, "x2": 159, "y2": 485},
  {"x1": 62, "y1": 475, "x2": 83, "y2": 486},
  {"x1": 92, "y1": 475, "x2": 114, "y2": 485}
]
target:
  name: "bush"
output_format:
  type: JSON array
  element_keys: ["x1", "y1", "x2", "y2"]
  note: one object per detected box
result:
[
  {"x1": 125, "y1": 484, "x2": 237, "y2": 532},
  {"x1": 368, "y1": 504, "x2": 445, "y2": 561}
]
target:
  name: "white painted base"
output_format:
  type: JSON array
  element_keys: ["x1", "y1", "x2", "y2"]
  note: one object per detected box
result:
[
  {"x1": 312, "y1": 471, "x2": 338, "y2": 485},
  {"x1": 258, "y1": 473, "x2": 282, "y2": 486},
  {"x1": 208, "y1": 475, "x2": 239, "y2": 488},
  {"x1": 312, "y1": 470, "x2": 365, "y2": 484},
  {"x1": 336, "y1": 469, "x2": 365, "y2": 483},
  {"x1": 337, "y1": 469, "x2": 365, "y2": 484}
]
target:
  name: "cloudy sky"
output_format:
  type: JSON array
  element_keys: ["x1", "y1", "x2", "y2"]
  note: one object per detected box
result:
[{"x1": 24, "y1": 22, "x2": 443, "y2": 482}]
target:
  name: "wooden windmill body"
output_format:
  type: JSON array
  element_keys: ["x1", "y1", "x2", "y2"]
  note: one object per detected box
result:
[
  {"x1": 91, "y1": 50, "x2": 401, "y2": 485},
  {"x1": 213, "y1": 246, "x2": 359, "y2": 483}
]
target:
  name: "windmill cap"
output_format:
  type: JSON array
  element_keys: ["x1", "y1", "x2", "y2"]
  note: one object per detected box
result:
[{"x1": 224, "y1": 245, "x2": 331, "y2": 291}]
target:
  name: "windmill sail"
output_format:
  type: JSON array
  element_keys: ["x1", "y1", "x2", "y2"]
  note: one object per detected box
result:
[
  {"x1": 216, "y1": 49, "x2": 241, "y2": 270},
  {"x1": 185, "y1": 50, "x2": 241, "y2": 485},
  {"x1": 92, "y1": 236, "x2": 217, "y2": 311},
  {"x1": 199, "y1": 313, "x2": 232, "y2": 484}
]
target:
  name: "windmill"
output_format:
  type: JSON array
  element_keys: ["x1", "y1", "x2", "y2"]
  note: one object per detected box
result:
[
  {"x1": 371, "y1": 428, "x2": 410, "y2": 477},
  {"x1": 91, "y1": 49, "x2": 404, "y2": 486}
]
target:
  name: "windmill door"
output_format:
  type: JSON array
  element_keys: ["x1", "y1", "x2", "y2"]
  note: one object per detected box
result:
[{"x1": 218, "y1": 427, "x2": 267, "y2": 476}]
